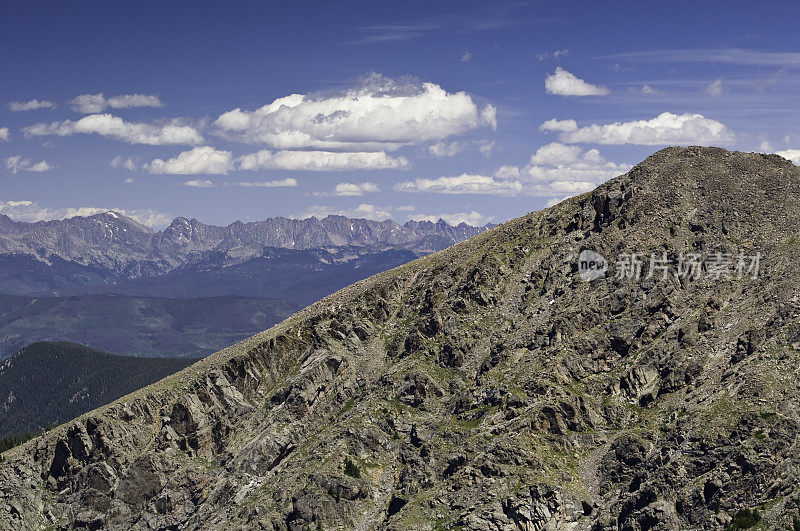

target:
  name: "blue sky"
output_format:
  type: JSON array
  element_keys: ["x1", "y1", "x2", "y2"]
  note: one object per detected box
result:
[{"x1": 2, "y1": 0, "x2": 800, "y2": 228}]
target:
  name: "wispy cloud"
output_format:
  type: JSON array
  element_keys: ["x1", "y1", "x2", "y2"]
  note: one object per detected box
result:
[
  {"x1": 5, "y1": 156, "x2": 52, "y2": 173},
  {"x1": 238, "y1": 178, "x2": 298, "y2": 188},
  {"x1": 705, "y1": 78, "x2": 725, "y2": 97},
  {"x1": 535, "y1": 49, "x2": 569, "y2": 61},
  {"x1": 110, "y1": 155, "x2": 137, "y2": 171},
  {"x1": 71, "y1": 93, "x2": 163, "y2": 113},
  {"x1": 25, "y1": 114, "x2": 202, "y2": 145},
  {"x1": 238, "y1": 149, "x2": 408, "y2": 171},
  {"x1": 8, "y1": 99, "x2": 56, "y2": 111},
  {"x1": 347, "y1": 6, "x2": 524, "y2": 45},
  {"x1": 397, "y1": 174, "x2": 523, "y2": 196},
  {"x1": 599, "y1": 49, "x2": 800, "y2": 67},
  {"x1": 184, "y1": 179, "x2": 215, "y2": 187},
  {"x1": 332, "y1": 182, "x2": 380, "y2": 196}
]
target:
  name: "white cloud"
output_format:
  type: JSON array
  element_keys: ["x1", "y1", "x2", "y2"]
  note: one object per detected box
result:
[
  {"x1": 238, "y1": 178, "x2": 298, "y2": 187},
  {"x1": 24, "y1": 114, "x2": 202, "y2": 145},
  {"x1": 705, "y1": 78, "x2": 724, "y2": 97},
  {"x1": 428, "y1": 141, "x2": 465, "y2": 157},
  {"x1": 536, "y1": 49, "x2": 569, "y2": 61},
  {"x1": 540, "y1": 112, "x2": 734, "y2": 145},
  {"x1": 638, "y1": 84, "x2": 665, "y2": 95},
  {"x1": 539, "y1": 118, "x2": 577, "y2": 133},
  {"x1": 461, "y1": 51, "x2": 472, "y2": 62},
  {"x1": 184, "y1": 179, "x2": 215, "y2": 187},
  {"x1": 213, "y1": 74, "x2": 496, "y2": 150},
  {"x1": 123, "y1": 177, "x2": 134, "y2": 184},
  {"x1": 332, "y1": 182, "x2": 380, "y2": 196},
  {"x1": 70, "y1": 93, "x2": 163, "y2": 113},
  {"x1": 545, "y1": 67, "x2": 610, "y2": 96},
  {"x1": 776, "y1": 149, "x2": 800, "y2": 164},
  {"x1": 478, "y1": 140, "x2": 495, "y2": 157},
  {"x1": 0, "y1": 127, "x2": 8, "y2": 142},
  {"x1": 396, "y1": 174, "x2": 523, "y2": 195},
  {"x1": 5, "y1": 156, "x2": 52, "y2": 174},
  {"x1": 8, "y1": 99, "x2": 56, "y2": 111},
  {"x1": 481, "y1": 104, "x2": 497, "y2": 131},
  {"x1": 397, "y1": 143, "x2": 629, "y2": 200},
  {"x1": 110, "y1": 155, "x2": 137, "y2": 170},
  {"x1": 146, "y1": 146, "x2": 234, "y2": 174},
  {"x1": 0, "y1": 200, "x2": 171, "y2": 229},
  {"x1": 411, "y1": 211, "x2": 492, "y2": 226},
  {"x1": 238, "y1": 149, "x2": 408, "y2": 171}
]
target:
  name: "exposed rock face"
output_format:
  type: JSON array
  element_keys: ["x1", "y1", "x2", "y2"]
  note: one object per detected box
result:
[{"x1": 2, "y1": 147, "x2": 800, "y2": 529}]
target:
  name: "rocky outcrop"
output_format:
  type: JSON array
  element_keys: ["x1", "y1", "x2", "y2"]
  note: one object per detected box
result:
[{"x1": 2, "y1": 147, "x2": 800, "y2": 529}]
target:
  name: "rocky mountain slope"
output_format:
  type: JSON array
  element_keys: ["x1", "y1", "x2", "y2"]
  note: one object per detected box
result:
[
  {"x1": 2, "y1": 147, "x2": 800, "y2": 529},
  {"x1": 0, "y1": 342, "x2": 196, "y2": 439}
]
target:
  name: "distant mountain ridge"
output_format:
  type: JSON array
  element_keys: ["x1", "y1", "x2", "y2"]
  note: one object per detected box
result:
[
  {"x1": 0, "y1": 213, "x2": 489, "y2": 296},
  {"x1": 0, "y1": 212, "x2": 489, "y2": 272}
]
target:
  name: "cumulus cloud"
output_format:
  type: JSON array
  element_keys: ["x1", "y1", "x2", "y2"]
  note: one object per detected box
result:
[
  {"x1": 520, "y1": 143, "x2": 630, "y2": 183},
  {"x1": 0, "y1": 127, "x2": 8, "y2": 142},
  {"x1": 705, "y1": 78, "x2": 724, "y2": 97},
  {"x1": 238, "y1": 178, "x2": 298, "y2": 187},
  {"x1": 0, "y1": 200, "x2": 171, "y2": 229},
  {"x1": 238, "y1": 149, "x2": 408, "y2": 171},
  {"x1": 146, "y1": 146, "x2": 234, "y2": 174},
  {"x1": 8, "y1": 99, "x2": 56, "y2": 111},
  {"x1": 70, "y1": 93, "x2": 163, "y2": 114},
  {"x1": 184, "y1": 179, "x2": 215, "y2": 187},
  {"x1": 213, "y1": 74, "x2": 496, "y2": 150},
  {"x1": 110, "y1": 155, "x2": 137, "y2": 170},
  {"x1": 5, "y1": 156, "x2": 52, "y2": 174},
  {"x1": 396, "y1": 174, "x2": 523, "y2": 195},
  {"x1": 775, "y1": 149, "x2": 800, "y2": 164},
  {"x1": 411, "y1": 211, "x2": 493, "y2": 226},
  {"x1": 24, "y1": 114, "x2": 203, "y2": 145},
  {"x1": 540, "y1": 112, "x2": 734, "y2": 145},
  {"x1": 428, "y1": 141, "x2": 465, "y2": 157},
  {"x1": 330, "y1": 182, "x2": 380, "y2": 196},
  {"x1": 398, "y1": 143, "x2": 629, "y2": 204},
  {"x1": 545, "y1": 67, "x2": 610, "y2": 96}
]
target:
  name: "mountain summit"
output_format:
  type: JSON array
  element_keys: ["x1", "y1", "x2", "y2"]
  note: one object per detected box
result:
[{"x1": 2, "y1": 147, "x2": 800, "y2": 529}]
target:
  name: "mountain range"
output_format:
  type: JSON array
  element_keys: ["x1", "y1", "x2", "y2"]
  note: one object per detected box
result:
[
  {"x1": 0, "y1": 213, "x2": 489, "y2": 290},
  {"x1": 2, "y1": 147, "x2": 799, "y2": 528}
]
